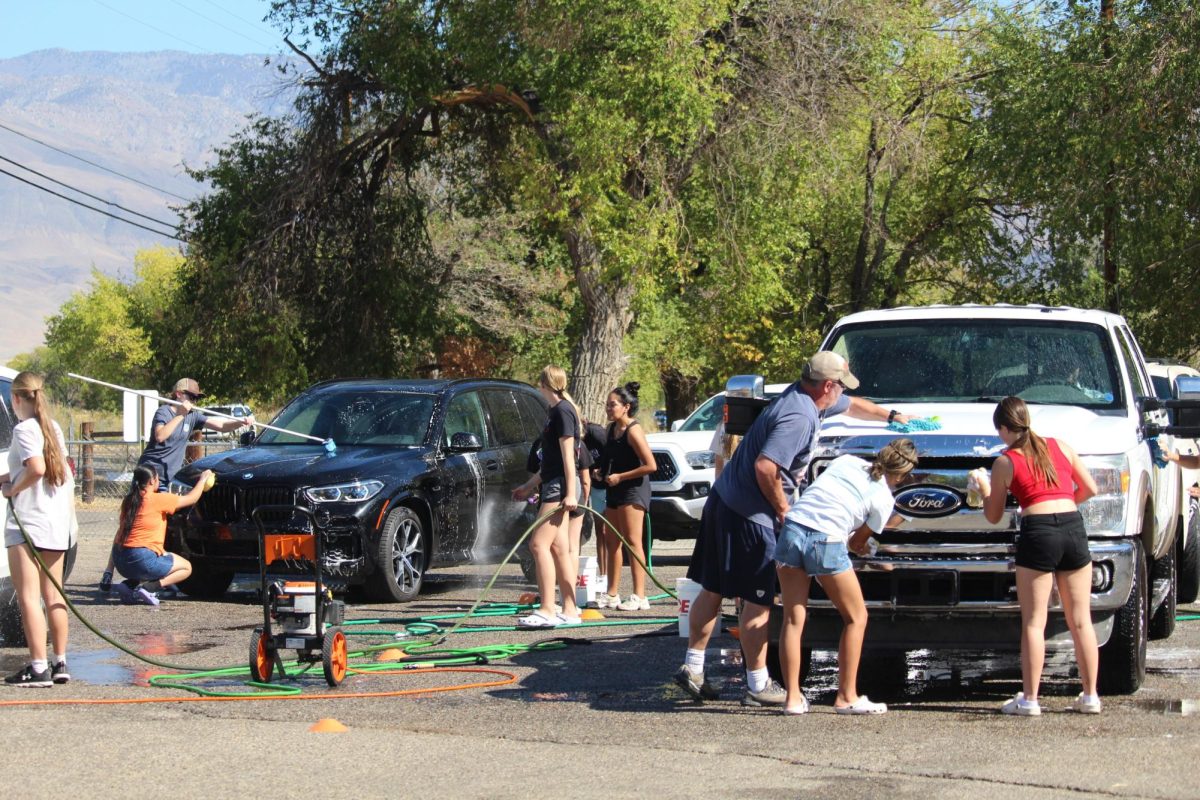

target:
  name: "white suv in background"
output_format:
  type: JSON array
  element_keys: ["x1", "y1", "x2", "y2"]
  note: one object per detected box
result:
[
  {"x1": 1147, "y1": 358, "x2": 1200, "y2": 603},
  {"x1": 644, "y1": 383, "x2": 788, "y2": 539}
]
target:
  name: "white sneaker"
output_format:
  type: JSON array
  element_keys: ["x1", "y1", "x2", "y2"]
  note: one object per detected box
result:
[
  {"x1": 1001, "y1": 692, "x2": 1041, "y2": 716},
  {"x1": 597, "y1": 593, "x2": 620, "y2": 609},
  {"x1": 1068, "y1": 692, "x2": 1102, "y2": 714},
  {"x1": 617, "y1": 593, "x2": 650, "y2": 611}
]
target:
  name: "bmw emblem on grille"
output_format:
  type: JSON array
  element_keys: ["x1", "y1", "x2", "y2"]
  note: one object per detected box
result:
[
  {"x1": 894, "y1": 485, "x2": 963, "y2": 518},
  {"x1": 243, "y1": 473, "x2": 254, "y2": 480}
]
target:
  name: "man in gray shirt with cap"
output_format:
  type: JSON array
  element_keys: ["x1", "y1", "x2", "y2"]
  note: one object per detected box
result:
[{"x1": 674, "y1": 352, "x2": 909, "y2": 708}]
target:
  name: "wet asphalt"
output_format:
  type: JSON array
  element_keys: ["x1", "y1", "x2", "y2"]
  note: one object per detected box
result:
[{"x1": 1, "y1": 516, "x2": 1199, "y2": 799}]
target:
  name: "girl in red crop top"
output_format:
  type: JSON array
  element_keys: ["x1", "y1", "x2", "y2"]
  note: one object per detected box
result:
[{"x1": 970, "y1": 396, "x2": 1102, "y2": 717}]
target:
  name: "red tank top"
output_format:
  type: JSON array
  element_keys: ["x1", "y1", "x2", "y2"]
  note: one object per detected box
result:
[{"x1": 1004, "y1": 438, "x2": 1075, "y2": 507}]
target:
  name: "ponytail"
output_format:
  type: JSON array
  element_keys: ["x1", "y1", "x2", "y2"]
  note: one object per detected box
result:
[
  {"x1": 117, "y1": 465, "x2": 156, "y2": 546},
  {"x1": 870, "y1": 438, "x2": 919, "y2": 481},
  {"x1": 993, "y1": 396, "x2": 1058, "y2": 486},
  {"x1": 11, "y1": 372, "x2": 67, "y2": 488}
]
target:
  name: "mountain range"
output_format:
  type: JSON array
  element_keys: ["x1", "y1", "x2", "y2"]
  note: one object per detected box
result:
[{"x1": 0, "y1": 49, "x2": 294, "y2": 364}]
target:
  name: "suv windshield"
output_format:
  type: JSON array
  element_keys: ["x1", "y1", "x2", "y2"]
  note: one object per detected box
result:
[
  {"x1": 259, "y1": 390, "x2": 435, "y2": 446},
  {"x1": 826, "y1": 319, "x2": 1121, "y2": 407}
]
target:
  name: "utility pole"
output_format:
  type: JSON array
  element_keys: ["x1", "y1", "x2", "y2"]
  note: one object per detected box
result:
[{"x1": 1100, "y1": 0, "x2": 1119, "y2": 313}]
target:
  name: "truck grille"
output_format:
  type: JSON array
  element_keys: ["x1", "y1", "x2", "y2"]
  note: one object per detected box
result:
[{"x1": 650, "y1": 451, "x2": 678, "y2": 483}]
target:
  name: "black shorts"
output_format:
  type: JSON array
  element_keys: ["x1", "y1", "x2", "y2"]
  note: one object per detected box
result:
[
  {"x1": 686, "y1": 491, "x2": 777, "y2": 606},
  {"x1": 605, "y1": 481, "x2": 650, "y2": 511},
  {"x1": 1015, "y1": 511, "x2": 1091, "y2": 572},
  {"x1": 540, "y1": 477, "x2": 585, "y2": 519}
]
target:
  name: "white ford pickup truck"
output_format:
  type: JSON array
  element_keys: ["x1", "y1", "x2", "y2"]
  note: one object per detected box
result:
[{"x1": 754, "y1": 304, "x2": 1200, "y2": 694}]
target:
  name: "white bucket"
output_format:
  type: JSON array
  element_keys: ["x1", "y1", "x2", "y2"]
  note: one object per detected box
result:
[
  {"x1": 677, "y1": 577, "x2": 721, "y2": 637},
  {"x1": 575, "y1": 556, "x2": 599, "y2": 608}
]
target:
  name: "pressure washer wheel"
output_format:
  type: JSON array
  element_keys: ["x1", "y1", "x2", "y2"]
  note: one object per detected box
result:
[
  {"x1": 249, "y1": 627, "x2": 273, "y2": 683},
  {"x1": 322, "y1": 626, "x2": 348, "y2": 687}
]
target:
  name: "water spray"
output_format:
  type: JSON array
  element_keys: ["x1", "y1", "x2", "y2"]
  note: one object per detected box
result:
[{"x1": 67, "y1": 372, "x2": 337, "y2": 454}]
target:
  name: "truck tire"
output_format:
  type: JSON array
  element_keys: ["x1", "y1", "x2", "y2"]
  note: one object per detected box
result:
[
  {"x1": 1149, "y1": 546, "x2": 1177, "y2": 640},
  {"x1": 857, "y1": 649, "x2": 910, "y2": 699},
  {"x1": 179, "y1": 561, "x2": 235, "y2": 598},
  {"x1": 1178, "y1": 497, "x2": 1200, "y2": 604},
  {"x1": 1098, "y1": 543, "x2": 1147, "y2": 695}
]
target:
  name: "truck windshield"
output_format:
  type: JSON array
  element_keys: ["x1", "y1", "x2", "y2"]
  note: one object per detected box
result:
[
  {"x1": 259, "y1": 390, "x2": 435, "y2": 446},
  {"x1": 825, "y1": 320, "x2": 1121, "y2": 407}
]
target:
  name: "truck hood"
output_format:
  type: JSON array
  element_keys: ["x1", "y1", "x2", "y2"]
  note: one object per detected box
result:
[
  {"x1": 177, "y1": 444, "x2": 427, "y2": 486},
  {"x1": 822, "y1": 403, "x2": 1135, "y2": 457},
  {"x1": 645, "y1": 431, "x2": 714, "y2": 452}
]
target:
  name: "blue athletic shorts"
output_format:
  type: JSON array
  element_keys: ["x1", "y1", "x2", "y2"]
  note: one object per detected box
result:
[
  {"x1": 774, "y1": 520, "x2": 852, "y2": 576},
  {"x1": 686, "y1": 491, "x2": 777, "y2": 606},
  {"x1": 113, "y1": 545, "x2": 175, "y2": 582}
]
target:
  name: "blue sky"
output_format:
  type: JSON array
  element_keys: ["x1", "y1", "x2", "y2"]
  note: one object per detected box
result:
[{"x1": 0, "y1": 0, "x2": 279, "y2": 58}]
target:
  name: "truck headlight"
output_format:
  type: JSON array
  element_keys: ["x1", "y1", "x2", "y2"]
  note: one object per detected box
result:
[
  {"x1": 304, "y1": 480, "x2": 384, "y2": 504},
  {"x1": 168, "y1": 478, "x2": 194, "y2": 495},
  {"x1": 686, "y1": 450, "x2": 716, "y2": 469},
  {"x1": 1078, "y1": 455, "x2": 1128, "y2": 537}
]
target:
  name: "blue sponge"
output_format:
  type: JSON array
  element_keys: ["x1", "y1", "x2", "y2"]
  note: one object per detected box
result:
[{"x1": 887, "y1": 417, "x2": 942, "y2": 434}]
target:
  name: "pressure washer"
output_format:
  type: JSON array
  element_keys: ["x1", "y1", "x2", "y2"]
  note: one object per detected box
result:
[{"x1": 248, "y1": 505, "x2": 348, "y2": 686}]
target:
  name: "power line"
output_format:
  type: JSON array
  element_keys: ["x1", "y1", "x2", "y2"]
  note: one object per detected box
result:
[
  {"x1": 0, "y1": 153, "x2": 179, "y2": 230},
  {"x1": 0, "y1": 120, "x2": 192, "y2": 202},
  {"x1": 90, "y1": 0, "x2": 213, "y2": 54},
  {"x1": 196, "y1": 0, "x2": 278, "y2": 38},
  {"x1": 0, "y1": 166, "x2": 185, "y2": 243},
  {"x1": 172, "y1": 0, "x2": 277, "y2": 52}
]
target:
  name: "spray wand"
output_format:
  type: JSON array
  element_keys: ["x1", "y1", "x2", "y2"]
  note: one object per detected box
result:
[{"x1": 66, "y1": 372, "x2": 337, "y2": 454}]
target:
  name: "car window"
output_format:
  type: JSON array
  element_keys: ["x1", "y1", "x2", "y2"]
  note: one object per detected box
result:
[
  {"x1": 0, "y1": 378, "x2": 12, "y2": 451},
  {"x1": 515, "y1": 391, "x2": 548, "y2": 442},
  {"x1": 482, "y1": 390, "x2": 526, "y2": 446},
  {"x1": 443, "y1": 391, "x2": 489, "y2": 447},
  {"x1": 679, "y1": 395, "x2": 724, "y2": 432},
  {"x1": 1151, "y1": 375, "x2": 1172, "y2": 400},
  {"x1": 260, "y1": 390, "x2": 435, "y2": 446}
]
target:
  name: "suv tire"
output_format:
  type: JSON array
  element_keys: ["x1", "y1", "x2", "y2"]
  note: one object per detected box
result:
[
  {"x1": 180, "y1": 561, "x2": 235, "y2": 598},
  {"x1": 366, "y1": 506, "x2": 426, "y2": 602},
  {"x1": 1098, "y1": 543, "x2": 1147, "y2": 695},
  {"x1": 1178, "y1": 497, "x2": 1200, "y2": 604}
]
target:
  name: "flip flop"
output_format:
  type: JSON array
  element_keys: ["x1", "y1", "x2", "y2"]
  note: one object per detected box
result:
[
  {"x1": 835, "y1": 695, "x2": 887, "y2": 715},
  {"x1": 517, "y1": 611, "x2": 562, "y2": 629}
]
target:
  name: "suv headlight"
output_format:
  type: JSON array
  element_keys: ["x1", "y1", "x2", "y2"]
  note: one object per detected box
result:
[
  {"x1": 686, "y1": 450, "x2": 715, "y2": 469},
  {"x1": 1078, "y1": 455, "x2": 1128, "y2": 537},
  {"x1": 304, "y1": 480, "x2": 385, "y2": 504}
]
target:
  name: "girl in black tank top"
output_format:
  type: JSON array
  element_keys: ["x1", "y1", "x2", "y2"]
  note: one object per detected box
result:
[{"x1": 594, "y1": 383, "x2": 657, "y2": 611}]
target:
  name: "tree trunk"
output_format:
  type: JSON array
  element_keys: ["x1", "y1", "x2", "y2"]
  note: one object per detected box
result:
[
  {"x1": 564, "y1": 226, "x2": 635, "y2": 423},
  {"x1": 661, "y1": 366, "x2": 702, "y2": 430}
]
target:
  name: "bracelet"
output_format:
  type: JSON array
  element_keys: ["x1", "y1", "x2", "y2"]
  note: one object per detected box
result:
[{"x1": 887, "y1": 409, "x2": 899, "y2": 423}]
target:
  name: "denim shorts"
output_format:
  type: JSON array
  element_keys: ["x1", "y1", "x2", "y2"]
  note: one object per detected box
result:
[
  {"x1": 113, "y1": 545, "x2": 175, "y2": 582},
  {"x1": 774, "y1": 520, "x2": 853, "y2": 576}
]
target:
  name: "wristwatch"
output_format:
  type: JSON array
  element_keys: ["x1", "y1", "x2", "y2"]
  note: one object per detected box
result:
[{"x1": 888, "y1": 409, "x2": 899, "y2": 423}]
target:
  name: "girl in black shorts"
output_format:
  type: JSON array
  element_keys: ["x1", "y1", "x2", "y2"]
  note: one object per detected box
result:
[
  {"x1": 595, "y1": 382, "x2": 657, "y2": 611},
  {"x1": 972, "y1": 396, "x2": 1102, "y2": 716}
]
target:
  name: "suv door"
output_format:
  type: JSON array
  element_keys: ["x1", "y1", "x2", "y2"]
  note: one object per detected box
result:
[
  {"x1": 481, "y1": 389, "x2": 533, "y2": 553},
  {"x1": 438, "y1": 390, "x2": 489, "y2": 558}
]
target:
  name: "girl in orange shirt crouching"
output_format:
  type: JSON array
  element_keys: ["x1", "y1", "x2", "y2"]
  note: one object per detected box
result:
[{"x1": 112, "y1": 465, "x2": 211, "y2": 606}]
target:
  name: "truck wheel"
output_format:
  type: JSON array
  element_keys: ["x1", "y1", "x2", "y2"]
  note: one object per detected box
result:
[
  {"x1": 1098, "y1": 543, "x2": 1147, "y2": 695},
  {"x1": 1149, "y1": 546, "x2": 1177, "y2": 640},
  {"x1": 365, "y1": 506, "x2": 426, "y2": 602},
  {"x1": 0, "y1": 587, "x2": 22, "y2": 645},
  {"x1": 1178, "y1": 497, "x2": 1200, "y2": 604},
  {"x1": 179, "y1": 561, "x2": 234, "y2": 598},
  {"x1": 760, "y1": 642, "x2": 810, "y2": 686},
  {"x1": 857, "y1": 650, "x2": 910, "y2": 699}
]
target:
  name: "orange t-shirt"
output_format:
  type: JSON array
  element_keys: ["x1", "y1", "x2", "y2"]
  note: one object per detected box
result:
[{"x1": 123, "y1": 491, "x2": 181, "y2": 555}]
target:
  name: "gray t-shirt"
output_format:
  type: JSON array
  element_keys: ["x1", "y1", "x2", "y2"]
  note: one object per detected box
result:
[
  {"x1": 138, "y1": 404, "x2": 207, "y2": 484},
  {"x1": 713, "y1": 383, "x2": 850, "y2": 528}
]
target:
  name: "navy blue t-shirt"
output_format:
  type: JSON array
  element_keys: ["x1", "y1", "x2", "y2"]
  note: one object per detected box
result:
[
  {"x1": 713, "y1": 384, "x2": 850, "y2": 527},
  {"x1": 138, "y1": 404, "x2": 208, "y2": 484}
]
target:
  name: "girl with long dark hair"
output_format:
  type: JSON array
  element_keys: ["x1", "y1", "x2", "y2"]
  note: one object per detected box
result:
[
  {"x1": 1, "y1": 372, "x2": 74, "y2": 687},
  {"x1": 971, "y1": 396, "x2": 1101, "y2": 716},
  {"x1": 595, "y1": 382, "x2": 657, "y2": 610},
  {"x1": 111, "y1": 464, "x2": 211, "y2": 606}
]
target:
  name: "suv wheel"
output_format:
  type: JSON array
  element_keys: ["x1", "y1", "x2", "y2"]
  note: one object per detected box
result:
[
  {"x1": 366, "y1": 506, "x2": 426, "y2": 602},
  {"x1": 1098, "y1": 543, "x2": 1147, "y2": 695},
  {"x1": 180, "y1": 561, "x2": 235, "y2": 598},
  {"x1": 1178, "y1": 497, "x2": 1200, "y2": 604}
]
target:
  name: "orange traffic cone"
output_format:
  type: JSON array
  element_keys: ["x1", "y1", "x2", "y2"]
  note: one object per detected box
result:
[{"x1": 309, "y1": 718, "x2": 349, "y2": 733}]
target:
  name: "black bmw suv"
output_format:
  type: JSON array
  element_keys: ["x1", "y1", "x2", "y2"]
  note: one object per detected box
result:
[{"x1": 168, "y1": 378, "x2": 548, "y2": 602}]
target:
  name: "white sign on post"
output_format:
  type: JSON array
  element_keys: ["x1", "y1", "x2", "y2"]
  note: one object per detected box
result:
[{"x1": 122, "y1": 390, "x2": 158, "y2": 443}]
